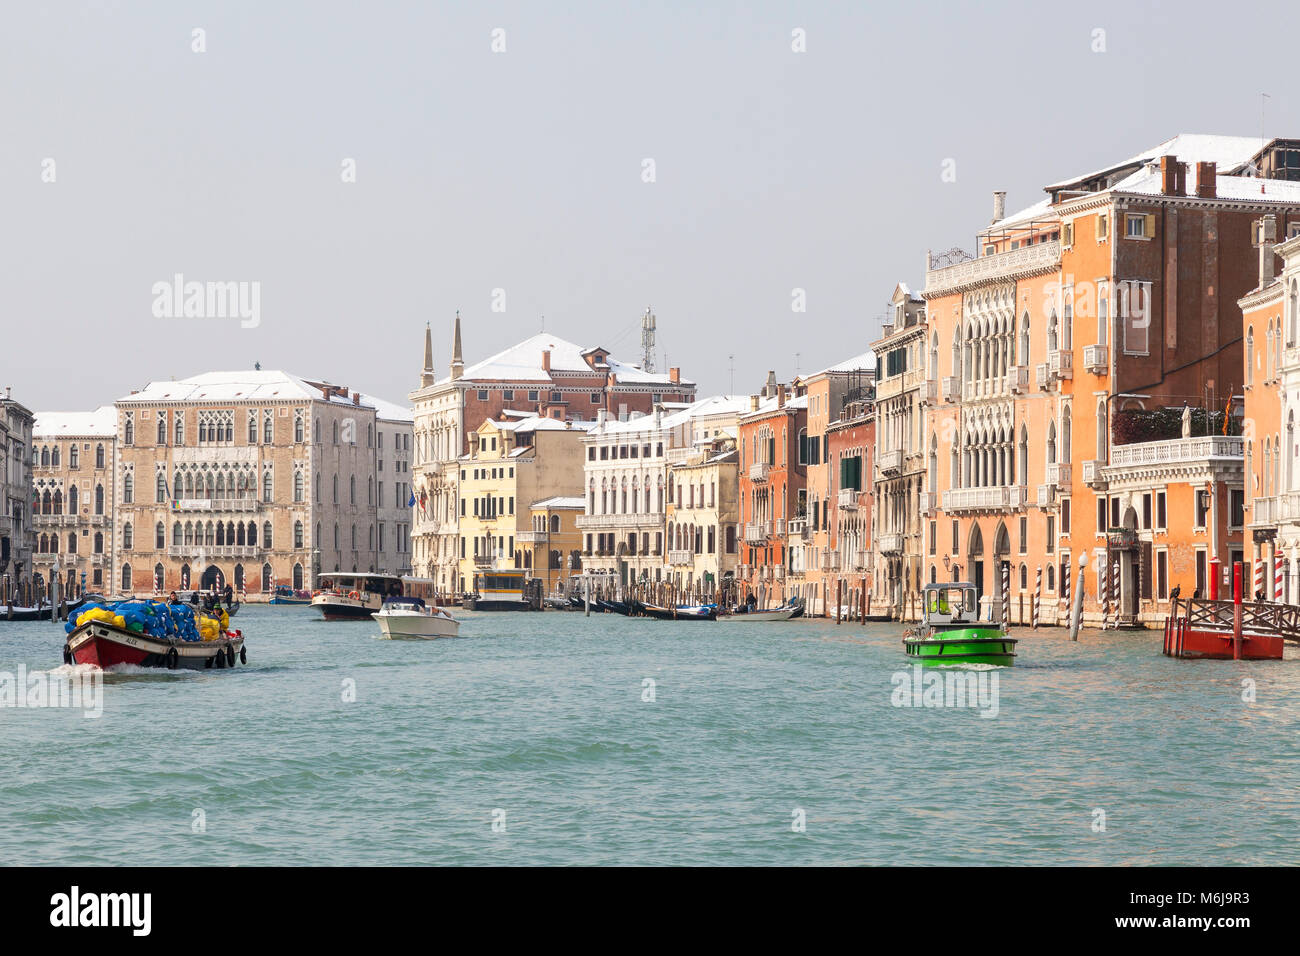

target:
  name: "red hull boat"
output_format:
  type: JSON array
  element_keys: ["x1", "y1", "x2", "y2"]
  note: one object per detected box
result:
[
  {"x1": 65, "y1": 620, "x2": 246, "y2": 671},
  {"x1": 1163, "y1": 597, "x2": 1289, "y2": 661}
]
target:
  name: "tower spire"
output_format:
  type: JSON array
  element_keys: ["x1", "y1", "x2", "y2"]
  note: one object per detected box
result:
[
  {"x1": 450, "y1": 310, "x2": 464, "y2": 381},
  {"x1": 421, "y1": 321, "x2": 435, "y2": 387}
]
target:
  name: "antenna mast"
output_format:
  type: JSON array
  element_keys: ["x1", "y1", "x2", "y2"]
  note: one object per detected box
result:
[{"x1": 641, "y1": 306, "x2": 656, "y2": 372}]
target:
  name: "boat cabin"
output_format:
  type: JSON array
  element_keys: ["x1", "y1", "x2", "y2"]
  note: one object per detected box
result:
[
  {"x1": 922, "y1": 583, "x2": 979, "y2": 625},
  {"x1": 316, "y1": 573, "x2": 404, "y2": 598}
]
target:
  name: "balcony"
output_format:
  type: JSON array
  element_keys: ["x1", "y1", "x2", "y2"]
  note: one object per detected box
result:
[
  {"x1": 878, "y1": 533, "x2": 904, "y2": 554},
  {"x1": 1036, "y1": 484, "x2": 1057, "y2": 509},
  {"x1": 1107, "y1": 435, "x2": 1244, "y2": 468},
  {"x1": 942, "y1": 376, "x2": 960, "y2": 403},
  {"x1": 772, "y1": 517, "x2": 786, "y2": 537},
  {"x1": 856, "y1": 550, "x2": 874, "y2": 572},
  {"x1": 924, "y1": 240, "x2": 1061, "y2": 296},
  {"x1": 576, "y1": 513, "x2": 651, "y2": 530},
  {"x1": 668, "y1": 549, "x2": 693, "y2": 566},
  {"x1": 773, "y1": 565, "x2": 785, "y2": 581},
  {"x1": 878, "y1": 449, "x2": 903, "y2": 475},
  {"x1": 1084, "y1": 344, "x2": 1109, "y2": 375},
  {"x1": 174, "y1": 496, "x2": 262, "y2": 513},
  {"x1": 1035, "y1": 364, "x2": 1050, "y2": 390},
  {"x1": 837, "y1": 488, "x2": 860, "y2": 510},
  {"x1": 738, "y1": 564, "x2": 750, "y2": 578},
  {"x1": 1007, "y1": 365, "x2": 1029, "y2": 394},
  {"x1": 34, "y1": 514, "x2": 77, "y2": 527},
  {"x1": 1251, "y1": 495, "x2": 1300, "y2": 526},
  {"x1": 749, "y1": 461, "x2": 771, "y2": 483},
  {"x1": 787, "y1": 518, "x2": 809, "y2": 540},
  {"x1": 515, "y1": 530, "x2": 546, "y2": 544},
  {"x1": 1045, "y1": 462, "x2": 1071, "y2": 486},
  {"x1": 1048, "y1": 350, "x2": 1072, "y2": 380},
  {"x1": 167, "y1": 544, "x2": 261, "y2": 559},
  {"x1": 1080, "y1": 459, "x2": 1105, "y2": 488},
  {"x1": 920, "y1": 378, "x2": 938, "y2": 405},
  {"x1": 823, "y1": 550, "x2": 841, "y2": 571},
  {"x1": 744, "y1": 521, "x2": 771, "y2": 544},
  {"x1": 919, "y1": 491, "x2": 937, "y2": 515},
  {"x1": 942, "y1": 486, "x2": 1019, "y2": 513}
]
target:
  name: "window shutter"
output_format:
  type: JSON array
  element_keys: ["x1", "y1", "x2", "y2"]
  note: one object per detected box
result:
[
  {"x1": 1062, "y1": 222, "x2": 1074, "y2": 248},
  {"x1": 1141, "y1": 541, "x2": 1153, "y2": 600},
  {"x1": 1144, "y1": 214, "x2": 1156, "y2": 238}
]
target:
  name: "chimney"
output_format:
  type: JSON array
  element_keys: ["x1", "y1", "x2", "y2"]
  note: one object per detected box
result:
[
  {"x1": 750, "y1": 394, "x2": 759, "y2": 412},
  {"x1": 541, "y1": 349, "x2": 551, "y2": 372},
  {"x1": 763, "y1": 370, "x2": 778, "y2": 398},
  {"x1": 777, "y1": 384, "x2": 786, "y2": 408},
  {"x1": 597, "y1": 408, "x2": 608, "y2": 428},
  {"x1": 351, "y1": 391, "x2": 360, "y2": 406},
  {"x1": 1196, "y1": 161, "x2": 1217, "y2": 199},
  {"x1": 669, "y1": 366, "x2": 680, "y2": 384},
  {"x1": 1160, "y1": 155, "x2": 1178, "y2": 195},
  {"x1": 1175, "y1": 161, "x2": 1187, "y2": 197},
  {"x1": 992, "y1": 191, "x2": 1007, "y2": 224},
  {"x1": 1259, "y1": 215, "x2": 1279, "y2": 287},
  {"x1": 468, "y1": 431, "x2": 480, "y2": 454},
  {"x1": 654, "y1": 405, "x2": 663, "y2": 428}
]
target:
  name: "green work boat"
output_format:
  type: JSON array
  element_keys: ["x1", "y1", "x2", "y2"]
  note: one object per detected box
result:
[{"x1": 903, "y1": 583, "x2": 1017, "y2": 667}]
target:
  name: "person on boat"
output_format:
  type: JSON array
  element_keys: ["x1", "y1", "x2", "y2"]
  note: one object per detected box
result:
[
  {"x1": 224, "y1": 583, "x2": 234, "y2": 606},
  {"x1": 744, "y1": 592, "x2": 757, "y2": 612},
  {"x1": 168, "y1": 591, "x2": 181, "y2": 605}
]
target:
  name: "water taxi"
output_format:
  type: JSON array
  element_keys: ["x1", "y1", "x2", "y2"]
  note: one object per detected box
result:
[
  {"x1": 269, "y1": 584, "x2": 312, "y2": 606},
  {"x1": 461, "y1": 569, "x2": 542, "y2": 612},
  {"x1": 903, "y1": 583, "x2": 1017, "y2": 666},
  {"x1": 312, "y1": 573, "x2": 407, "y2": 620},
  {"x1": 373, "y1": 596, "x2": 460, "y2": 639}
]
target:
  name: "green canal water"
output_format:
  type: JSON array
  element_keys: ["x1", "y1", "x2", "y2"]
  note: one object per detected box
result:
[{"x1": 1, "y1": 605, "x2": 1297, "y2": 865}]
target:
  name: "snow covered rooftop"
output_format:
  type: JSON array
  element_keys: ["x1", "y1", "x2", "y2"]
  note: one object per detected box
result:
[
  {"x1": 441, "y1": 332, "x2": 692, "y2": 387},
  {"x1": 115, "y1": 370, "x2": 408, "y2": 419},
  {"x1": 34, "y1": 405, "x2": 117, "y2": 438},
  {"x1": 531, "y1": 495, "x2": 585, "y2": 510},
  {"x1": 1045, "y1": 134, "x2": 1268, "y2": 193},
  {"x1": 806, "y1": 349, "x2": 876, "y2": 379}
]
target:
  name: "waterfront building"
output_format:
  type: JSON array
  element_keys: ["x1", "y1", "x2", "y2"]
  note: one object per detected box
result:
[
  {"x1": 923, "y1": 134, "x2": 1300, "y2": 625},
  {"x1": 410, "y1": 315, "x2": 696, "y2": 595},
  {"x1": 868, "y1": 282, "x2": 928, "y2": 617},
  {"x1": 456, "y1": 415, "x2": 593, "y2": 593},
  {"x1": 1242, "y1": 218, "x2": 1300, "y2": 599},
  {"x1": 112, "y1": 370, "x2": 411, "y2": 599},
  {"x1": 826, "y1": 397, "x2": 876, "y2": 615},
  {"x1": 798, "y1": 352, "x2": 876, "y2": 616},
  {"x1": 735, "y1": 378, "x2": 807, "y2": 606},
  {"x1": 576, "y1": 406, "x2": 675, "y2": 588},
  {"x1": 523, "y1": 496, "x2": 586, "y2": 598},
  {"x1": 31, "y1": 406, "x2": 117, "y2": 597},
  {"x1": 1, "y1": 389, "x2": 36, "y2": 603}
]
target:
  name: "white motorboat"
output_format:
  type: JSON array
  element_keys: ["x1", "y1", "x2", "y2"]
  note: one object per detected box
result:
[
  {"x1": 721, "y1": 605, "x2": 798, "y2": 622},
  {"x1": 372, "y1": 597, "x2": 460, "y2": 639}
]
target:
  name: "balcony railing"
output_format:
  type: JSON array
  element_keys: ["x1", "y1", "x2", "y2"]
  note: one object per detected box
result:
[
  {"x1": 942, "y1": 376, "x2": 960, "y2": 403},
  {"x1": 773, "y1": 565, "x2": 785, "y2": 580},
  {"x1": 772, "y1": 517, "x2": 786, "y2": 537},
  {"x1": 576, "y1": 513, "x2": 653, "y2": 529},
  {"x1": 1035, "y1": 364, "x2": 1050, "y2": 390},
  {"x1": 920, "y1": 378, "x2": 938, "y2": 405},
  {"x1": 1048, "y1": 350, "x2": 1072, "y2": 380},
  {"x1": 515, "y1": 530, "x2": 546, "y2": 543},
  {"x1": 787, "y1": 518, "x2": 809, "y2": 539},
  {"x1": 837, "y1": 488, "x2": 860, "y2": 510},
  {"x1": 924, "y1": 240, "x2": 1061, "y2": 296},
  {"x1": 1251, "y1": 494, "x2": 1300, "y2": 526},
  {"x1": 744, "y1": 521, "x2": 771, "y2": 543},
  {"x1": 878, "y1": 449, "x2": 903, "y2": 475},
  {"x1": 34, "y1": 514, "x2": 78, "y2": 527},
  {"x1": 942, "y1": 486, "x2": 1019, "y2": 513},
  {"x1": 1084, "y1": 344, "x2": 1108, "y2": 374},
  {"x1": 1007, "y1": 365, "x2": 1029, "y2": 394},
  {"x1": 167, "y1": 544, "x2": 261, "y2": 559},
  {"x1": 174, "y1": 496, "x2": 262, "y2": 513},
  {"x1": 919, "y1": 491, "x2": 937, "y2": 514},
  {"x1": 1080, "y1": 459, "x2": 1104, "y2": 487},
  {"x1": 878, "y1": 533, "x2": 904, "y2": 554},
  {"x1": 1045, "y1": 462, "x2": 1071, "y2": 486},
  {"x1": 668, "y1": 549, "x2": 693, "y2": 566},
  {"x1": 1108, "y1": 435, "x2": 1244, "y2": 468},
  {"x1": 749, "y1": 461, "x2": 771, "y2": 483},
  {"x1": 1036, "y1": 484, "x2": 1057, "y2": 509},
  {"x1": 823, "y1": 550, "x2": 841, "y2": 571}
]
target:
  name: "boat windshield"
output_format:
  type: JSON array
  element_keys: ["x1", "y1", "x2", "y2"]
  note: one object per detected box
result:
[
  {"x1": 384, "y1": 596, "x2": 426, "y2": 609},
  {"x1": 925, "y1": 586, "x2": 977, "y2": 623}
]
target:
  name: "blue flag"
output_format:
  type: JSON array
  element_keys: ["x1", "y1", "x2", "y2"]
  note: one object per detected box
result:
[{"x1": 407, "y1": 492, "x2": 416, "y2": 508}]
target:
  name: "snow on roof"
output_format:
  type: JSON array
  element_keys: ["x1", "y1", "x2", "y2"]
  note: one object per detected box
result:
[
  {"x1": 447, "y1": 332, "x2": 693, "y2": 387},
  {"x1": 1045, "y1": 134, "x2": 1268, "y2": 193},
  {"x1": 1113, "y1": 165, "x2": 1300, "y2": 203},
  {"x1": 987, "y1": 196, "x2": 1057, "y2": 233},
  {"x1": 807, "y1": 349, "x2": 876, "y2": 378},
  {"x1": 741, "y1": 393, "x2": 809, "y2": 419},
  {"x1": 361, "y1": 393, "x2": 413, "y2": 423},
  {"x1": 531, "y1": 495, "x2": 585, "y2": 510},
  {"x1": 34, "y1": 405, "x2": 117, "y2": 438},
  {"x1": 491, "y1": 415, "x2": 598, "y2": 433}
]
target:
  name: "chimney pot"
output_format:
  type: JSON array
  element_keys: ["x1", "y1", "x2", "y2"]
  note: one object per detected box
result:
[
  {"x1": 992, "y1": 191, "x2": 1007, "y2": 224},
  {"x1": 669, "y1": 366, "x2": 680, "y2": 383},
  {"x1": 352, "y1": 391, "x2": 360, "y2": 405},
  {"x1": 1260, "y1": 215, "x2": 1279, "y2": 287},
  {"x1": 750, "y1": 394, "x2": 759, "y2": 412}
]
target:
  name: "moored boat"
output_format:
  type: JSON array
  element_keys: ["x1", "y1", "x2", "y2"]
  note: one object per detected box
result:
[
  {"x1": 721, "y1": 605, "x2": 797, "y2": 622},
  {"x1": 903, "y1": 583, "x2": 1016, "y2": 666},
  {"x1": 373, "y1": 596, "x2": 460, "y2": 639},
  {"x1": 461, "y1": 569, "x2": 542, "y2": 612},
  {"x1": 640, "y1": 602, "x2": 717, "y2": 621},
  {"x1": 269, "y1": 584, "x2": 312, "y2": 606}
]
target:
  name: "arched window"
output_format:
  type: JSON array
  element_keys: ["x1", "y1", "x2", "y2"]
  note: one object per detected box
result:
[
  {"x1": 262, "y1": 563, "x2": 273, "y2": 590},
  {"x1": 51, "y1": 446, "x2": 60, "y2": 468},
  {"x1": 155, "y1": 522, "x2": 165, "y2": 549},
  {"x1": 124, "y1": 417, "x2": 133, "y2": 445},
  {"x1": 263, "y1": 470, "x2": 273, "y2": 502},
  {"x1": 350, "y1": 476, "x2": 356, "y2": 505},
  {"x1": 121, "y1": 564, "x2": 132, "y2": 592},
  {"x1": 68, "y1": 484, "x2": 77, "y2": 514},
  {"x1": 173, "y1": 522, "x2": 183, "y2": 546},
  {"x1": 294, "y1": 472, "x2": 304, "y2": 503},
  {"x1": 67, "y1": 532, "x2": 77, "y2": 554},
  {"x1": 40, "y1": 446, "x2": 50, "y2": 468},
  {"x1": 156, "y1": 473, "x2": 167, "y2": 503},
  {"x1": 69, "y1": 445, "x2": 78, "y2": 469},
  {"x1": 1061, "y1": 407, "x2": 1072, "y2": 462},
  {"x1": 157, "y1": 417, "x2": 167, "y2": 444},
  {"x1": 175, "y1": 415, "x2": 184, "y2": 445},
  {"x1": 1046, "y1": 422, "x2": 1057, "y2": 465},
  {"x1": 294, "y1": 520, "x2": 304, "y2": 548},
  {"x1": 1247, "y1": 327, "x2": 1255, "y2": 387},
  {"x1": 122, "y1": 521, "x2": 133, "y2": 550},
  {"x1": 94, "y1": 532, "x2": 103, "y2": 554},
  {"x1": 1290, "y1": 279, "x2": 1298, "y2": 346},
  {"x1": 123, "y1": 473, "x2": 134, "y2": 504},
  {"x1": 550, "y1": 514, "x2": 560, "y2": 533},
  {"x1": 292, "y1": 563, "x2": 304, "y2": 589},
  {"x1": 1096, "y1": 402, "x2": 1107, "y2": 461},
  {"x1": 263, "y1": 521, "x2": 273, "y2": 549},
  {"x1": 95, "y1": 444, "x2": 105, "y2": 469}
]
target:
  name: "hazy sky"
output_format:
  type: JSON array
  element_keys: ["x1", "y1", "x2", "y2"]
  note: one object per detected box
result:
[{"x1": 5, "y1": 0, "x2": 1299, "y2": 411}]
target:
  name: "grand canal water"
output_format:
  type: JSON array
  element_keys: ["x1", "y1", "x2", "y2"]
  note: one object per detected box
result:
[{"x1": 2, "y1": 604, "x2": 1297, "y2": 865}]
